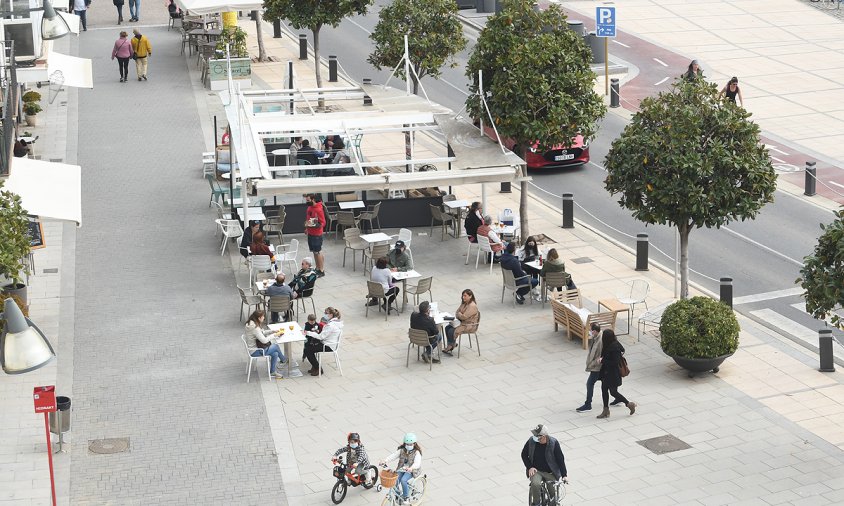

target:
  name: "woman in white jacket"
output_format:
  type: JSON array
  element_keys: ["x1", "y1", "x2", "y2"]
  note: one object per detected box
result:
[
  {"x1": 245, "y1": 310, "x2": 286, "y2": 379},
  {"x1": 303, "y1": 307, "x2": 343, "y2": 376}
]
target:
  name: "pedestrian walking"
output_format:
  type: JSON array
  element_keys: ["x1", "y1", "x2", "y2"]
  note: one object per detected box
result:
[
  {"x1": 720, "y1": 76, "x2": 743, "y2": 106},
  {"x1": 69, "y1": 0, "x2": 90, "y2": 31},
  {"x1": 130, "y1": 29, "x2": 152, "y2": 81},
  {"x1": 596, "y1": 329, "x2": 636, "y2": 419},
  {"x1": 113, "y1": 0, "x2": 124, "y2": 24},
  {"x1": 575, "y1": 322, "x2": 603, "y2": 412},
  {"x1": 304, "y1": 193, "x2": 326, "y2": 277},
  {"x1": 683, "y1": 59, "x2": 703, "y2": 81},
  {"x1": 128, "y1": 0, "x2": 140, "y2": 21},
  {"x1": 111, "y1": 31, "x2": 134, "y2": 83},
  {"x1": 521, "y1": 424, "x2": 567, "y2": 506}
]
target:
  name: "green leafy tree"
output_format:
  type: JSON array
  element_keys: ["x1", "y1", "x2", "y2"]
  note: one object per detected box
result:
[
  {"x1": 465, "y1": 0, "x2": 605, "y2": 237},
  {"x1": 604, "y1": 78, "x2": 776, "y2": 299},
  {"x1": 263, "y1": 0, "x2": 372, "y2": 106},
  {"x1": 797, "y1": 207, "x2": 844, "y2": 329},
  {"x1": 0, "y1": 180, "x2": 31, "y2": 287},
  {"x1": 368, "y1": 0, "x2": 466, "y2": 95}
]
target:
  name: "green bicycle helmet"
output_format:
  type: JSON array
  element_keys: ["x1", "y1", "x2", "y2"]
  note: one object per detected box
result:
[{"x1": 403, "y1": 433, "x2": 417, "y2": 444}]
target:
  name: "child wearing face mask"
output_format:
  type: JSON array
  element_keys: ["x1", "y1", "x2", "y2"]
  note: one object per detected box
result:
[
  {"x1": 333, "y1": 432, "x2": 370, "y2": 477},
  {"x1": 380, "y1": 433, "x2": 423, "y2": 503}
]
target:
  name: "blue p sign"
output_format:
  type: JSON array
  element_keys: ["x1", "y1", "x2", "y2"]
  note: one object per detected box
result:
[{"x1": 596, "y1": 6, "x2": 617, "y2": 38}]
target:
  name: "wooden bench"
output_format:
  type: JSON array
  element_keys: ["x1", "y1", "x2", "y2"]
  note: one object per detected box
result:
[{"x1": 551, "y1": 299, "x2": 617, "y2": 349}]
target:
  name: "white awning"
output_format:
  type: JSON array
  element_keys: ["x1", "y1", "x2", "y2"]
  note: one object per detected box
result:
[
  {"x1": 47, "y1": 51, "x2": 93, "y2": 88},
  {"x1": 175, "y1": 0, "x2": 264, "y2": 15},
  {"x1": 4, "y1": 158, "x2": 82, "y2": 226}
]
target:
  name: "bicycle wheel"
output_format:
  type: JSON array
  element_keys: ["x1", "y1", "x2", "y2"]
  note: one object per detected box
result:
[
  {"x1": 331, "y1": 480, "x2": 347, "y2": 504},
  {"x1": 409, "y1": 476, "x2": 427, "y2": 504},
  {"x1": 362, "y1": 465, "x2": 378, "y2": 489},
  {"x1": 381, "y1": 492, "x2": 396, "y2": 506}
]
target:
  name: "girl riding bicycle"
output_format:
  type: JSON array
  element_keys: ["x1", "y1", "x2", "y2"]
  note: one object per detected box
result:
[
  {"x1": 333, "y1": 432, "x2": 370, "y2": 477},
  {"x1": 380, "y1": 433, "x2": 422, "y2": 504}
]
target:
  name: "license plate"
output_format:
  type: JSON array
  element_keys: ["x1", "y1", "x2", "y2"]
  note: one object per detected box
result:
[{"x1": 555, "y1": 153, "x2": 575, "y2": 161}]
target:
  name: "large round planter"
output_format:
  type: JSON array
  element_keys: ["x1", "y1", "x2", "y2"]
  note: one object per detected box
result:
[
  {"x1": 2, "y1": 283, "x2": 27, "y2": 304},
  {"x1": 24, "y1": 114, "x2": 37, "y2": 127},
  {"x1": 670, "y1": 353, "x2": 733, "y2": 378}
]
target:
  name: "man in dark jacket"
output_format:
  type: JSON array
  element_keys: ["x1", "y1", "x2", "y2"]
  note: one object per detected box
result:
[
  {"x1": 410, "y1": 301, "x2": 441, "y2": 364},
  {"x1": 500, "y1": 242, "x2": 538, "y2": 304},
  {"x1": 521, "y1": 424, "x2": 567, "y2": 506},
  {"x1": 266, "y1": 273, "x2": 293, "y2": 323}
]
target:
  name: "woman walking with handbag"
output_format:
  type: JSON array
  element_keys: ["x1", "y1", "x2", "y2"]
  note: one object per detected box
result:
[
  {"x1": 596, "y1": 329, "x2": 636, "y2": 419},
  {"x1": 111, "y1": 31, "x2": 134, "y2": 82}
]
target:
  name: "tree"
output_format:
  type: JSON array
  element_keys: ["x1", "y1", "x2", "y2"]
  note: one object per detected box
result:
[
  {"x1": 263, "y1": 0, "x2": 372, "y2": 107},
  {"x1": 604, "y1": 78, "x2": 777, "y2": 299},
  {"x1": 367, "y1": 0, "x2": 466, "y2": 96},
  {"x1": 797, "y1": 207, "x2": 844, "y2": 329},
  {"x1": 465, "y1": 0, "x2": 605, "y2": 238},
  {"x1": 0, "y1": 180, "x2": 31, "y2": 288},
  {"x1": 255, "y1": 11, "x2": 267, "y2": 62}
]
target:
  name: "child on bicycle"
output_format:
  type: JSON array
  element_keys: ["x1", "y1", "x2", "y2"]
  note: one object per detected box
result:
[
  {"x1": 333, "y1": 432, "x2": 370, "y2": 477},
  {"x1": 380, "y1": 433, "x2": 422, "y2": 504}
]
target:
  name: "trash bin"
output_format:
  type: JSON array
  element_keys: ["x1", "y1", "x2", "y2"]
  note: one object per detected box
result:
[
  {"x1": 483, "y1": 0, "x2": 496, "y2": 13},
  {"x1": 49, "y1": 396, "x2": 71, "y2": 435},
  {"x1": 476, "y1": 0, "x2": 486, "y2": 13},
  {"x1": 566, "y1": 20, "x2": 585, "y2": 37},
  {"x1": 586, "y1": 32, "x2": 605, "y2": 64}
]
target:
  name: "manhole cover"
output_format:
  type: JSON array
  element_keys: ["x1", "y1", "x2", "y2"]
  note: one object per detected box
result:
[
  {"x1": 571, "y1": 257, "x2": 594, "y2": 264},
  {"x1": 49, "y1": 158, "x2": 63, "y2": 163},
  {"x1": 637, "y1": 434, "x2": 691, "y2": 455},
  {"x1": 88, "y1": 437, "x2": 130, "y2": 454},
  {"x1": 43, "y1": 268, "x2": 58, "y2": 274}
]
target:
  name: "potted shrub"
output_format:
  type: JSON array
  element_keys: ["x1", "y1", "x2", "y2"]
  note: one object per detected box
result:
[
  {"x1": 23, "y1": 102, "x2": 42, "y2": 126},
  {"x1": 0, "y1": 183, "x2": 32, "y2": 303},
  {"x1": 22, "y1": 91, "x2": 41, "y2": 103},
  {"x1": 659, "y1": 296, "x2": 740, "y2": 377},
  {"x1": 209, "y1": 25, "x2": 252, "y2": 91}
]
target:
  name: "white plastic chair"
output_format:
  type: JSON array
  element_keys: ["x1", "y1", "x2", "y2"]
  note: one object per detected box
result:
[
  {"x1": 277, "y1": 238, "x2": 299, "y2": 276},
  {"x1": 249, "y1": 255, "x2": 274, "y2": 284},
  {"x1": 391, "y1": 228, "x2": 414, "y2": 266},
  {"x1": 316, "y1": 332, "x2": 343, "y2": 377},
  {"x1": 216, "y1": 219, "x2": 243, "y2": 256},
  {"x1": 241, "y1": 334, "x2": 271, "y2": 383},
  {"x1": 474, "y1": 235, "x2": 495, "y2": 273}
]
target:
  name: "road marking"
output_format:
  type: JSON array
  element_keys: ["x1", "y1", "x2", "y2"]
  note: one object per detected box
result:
[
  {"x1": 722, "y1": 226, "x2": 804, "y2": 267},
  {"x1": 653, "y1": 58, "x2": 668, "y2": 67},
  {"x1": 347, "y1": 18, "x2": 372, "y2": 35},
  {"x1": 791, "y1": 302, "x2": 806, "y2": 312},
  {"x1": 612, "y1": 40, "x2": 630, "y2": 48},
  {"x1": 830, "y1": 181, "x2": 844, "y2": 190},
  {"x1": 749, "y1": 309, "x2": 820, "y2": 342},
  {"x1": 733, "y1": 287, "x2": 805, "y2": 305},
  {"x1": 765, "y1": 144, "x2": 790, "y2": 156},
  {"x1": 654, "y1": 77, "x2": 669, "y2": 86},
  {"x1": 770, "y1": 156, "x2": 784, "y2": 163}
]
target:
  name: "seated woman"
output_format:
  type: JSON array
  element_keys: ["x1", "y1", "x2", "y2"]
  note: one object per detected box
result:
[
  {"x1": 244, "y1": 310, "x2": 286, "y2": 379},
  {"x1": 443, "y1": 289, "x2": 480, "y2": 354},
  {"x1": 539, "y1": 248, "x2": 572, "y2": 291},
  {"x1": 518, "y1": 235, "x2": 541, "y2": 279},
  {"x1": 303, "y1": 307, "x2": 343, "y2": 376},
  {"x1": 464, "y1": 201, "x2": 483, "y2": 243},
  {"x1": 370, "y1": 256, "x2": 399, "y2": 313},
  {"x1": 250, "y1": 230, "x2": 273, "y2": 259}
]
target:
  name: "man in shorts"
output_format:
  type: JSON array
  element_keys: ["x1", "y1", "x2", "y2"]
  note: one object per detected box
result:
[{"x1": 304, "y1": 194, "x2": 326, "y2": 277}]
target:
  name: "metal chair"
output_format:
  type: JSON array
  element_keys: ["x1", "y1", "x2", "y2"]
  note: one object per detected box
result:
[
  {"x1": 316, "y1": 333, "x2": 343, "y2": 377},
  {"x1": 264, "y1": 215, "x2": 285, "y2": 245},
  {"x1": 216, "y1": 219, "x2": 242, "y2": 256},
  {"x1": 343, "y1": 228, "x2": 368, "y2": 271},
  {"x1": 238, "y1": 286, "x2": 264, "y2": 322},
  {"x1": 364, "y1": 243, "x2": 390, "y2": 275},
  {"x1": 335, "y1": 211, "x2": 357, "y2": 239},
  {"x1": 365, "y1": 281, "x2": 398, "y2": 320},
  {"x1": 206, "y1": 173, "x2": 225, "y2": 206},
  {"x1": 617, "y1": 279, "x2": 650, "y2": 314},
  {"x1": 406, "y1": 276, "x2": 433, "y2": 306},
  {"x1": 542, "y1": 271, "x2": 571, "y2": 307},
  {"x1": 323, "y1": 203, "x2": 339, "y2": 237},
  {"x1": 407, "y1": 328, "x2": 440, "y2": 371},
  {"x1": 457, "y1": 311, "x2": 481, "y2": 358},
  {"x1": 474, "y1": 235, "x2": 495, "y2": 273},
  {"x1": 442, "y1": 194, "x2": 466, "y2": 223},
  {"x1": 501, "y1": 268, "x2": 533, "y2": 307},
  {"x1": 356, "y1": 202, "x2": 381, "y2": 233},
  {"x1": 241, "y1": 334, "x2": 271, "y2": 383},
  {"x1": 267, "y1": 295, "x2": 293, "y2": 323},
  {"x1": 429, "y1": 204, "x2": 453, "y2": 241},
  {"x1": 295, "y1": 285, "x2": 317, "y2": 321}
]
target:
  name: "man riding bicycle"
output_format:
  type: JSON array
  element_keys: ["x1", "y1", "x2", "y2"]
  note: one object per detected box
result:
[
  {"x1": 521, "y1": 424, "x2": 567, "y2": 506},
  {"x1": 333, "y1": 432, "x2": 370, "y2": 477}
]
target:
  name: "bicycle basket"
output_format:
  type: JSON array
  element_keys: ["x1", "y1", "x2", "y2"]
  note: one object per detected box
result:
[
  {"x1": 379, "y1": 469, "x2": 398, "y2": 488},
  {"x1": 332, "y1": 466, "x2": 345, "y2": 479}
]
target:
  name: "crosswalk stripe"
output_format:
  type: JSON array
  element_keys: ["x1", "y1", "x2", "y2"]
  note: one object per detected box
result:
[
  {"x1": 750, "y1": 309, "x2": 821, "y2": 341},
  {"x1": 733, "y1": 287, "x2": 804, "y2": 305}
]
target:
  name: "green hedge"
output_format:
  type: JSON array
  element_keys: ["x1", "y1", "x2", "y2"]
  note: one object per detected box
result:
[{"x1": 660, "y1": 296, "x2": 740, "y2": 358}]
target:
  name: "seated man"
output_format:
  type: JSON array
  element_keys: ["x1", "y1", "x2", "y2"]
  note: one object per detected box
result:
[
  {"x1": 288, "y1": 257, "x2": 318, "y2": 299},
  {"x1": 266, "y1": 273, "x2": 293, "y2": 323},
  {"x1": 387, "y1": 240, "x2": 412, "y2": 272},
  {"x1": 297, "y1": 139, "x2": 323, "y2": 166},
  {"x1": 475, "y1": 215, "x2": 505, "y2": 261},
  {"x1": 410, "y1": 301, "x2": 442, "y2": 364},
  {"x1": 501, "y1": 242, "x2": 539, "y2": 304}
]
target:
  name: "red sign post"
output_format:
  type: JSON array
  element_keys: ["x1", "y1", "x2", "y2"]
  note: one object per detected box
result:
[{"x1": 33, "y1": 386, "x2": 57, "y2": 506}]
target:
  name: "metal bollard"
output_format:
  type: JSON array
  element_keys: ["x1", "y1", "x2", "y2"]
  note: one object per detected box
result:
[
  {"x1": 363, "y1": 95, "x2": 372, "y2": 106},
  {"x1": 720, "y1": 277, "x2": 733, "y2": 308},
  {"x1": 804, "y1": 161, "x2": 817, "y2": 196},
  {"x1": 328, "y1": 55, "x2": 338, "y2": 82},
  {"x1": 819, "y1": 329, "x2": 835, "y2": 372},
  {"x1": 363, "y1": 78, "x2": 372, "y2": 85},
  {"x1": 610, "y1": 78, "x2": 620, "y2": 108},
  {"x1": 636, "y1": 234, "x2": 649, "y2": 271},
  {"x1": 273, "y1": 19, "x2": 281, "y2": 38},
  {"x1": 299, "y1": 34, "x2": 307, "y2": 60},
  {"x1": 562, "y1": 193, "x2": 574, "y2": 229},
  {"x1": 500, "y1": 182, "x2": 511, "y2": 193}
]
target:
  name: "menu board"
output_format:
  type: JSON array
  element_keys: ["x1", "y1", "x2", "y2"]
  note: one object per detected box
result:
[{"x1": 27, "y1": 217, "x2": 45, "y2": 249}]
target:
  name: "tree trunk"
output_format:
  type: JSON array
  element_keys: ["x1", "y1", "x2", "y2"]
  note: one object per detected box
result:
[
  {"x1": 255, "y1": 11, "x2": 267, "y2": 62},
  {"x1": 411, "y1": 64, "x2": 421, "y2": 95},
  {"x1": 517, "y1": 145, "x2": 529, "y2": 239},
  {"x1": 678, "y1": 222, "x2": 690, "y2": 299},
  {"x1": 313, "y1": 26, "x2": 324, "y2": 109}
]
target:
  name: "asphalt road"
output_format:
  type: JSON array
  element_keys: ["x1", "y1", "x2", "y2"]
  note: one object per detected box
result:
[{"x1": 284, "y1": 7, "x2": 844, "y2": 350}]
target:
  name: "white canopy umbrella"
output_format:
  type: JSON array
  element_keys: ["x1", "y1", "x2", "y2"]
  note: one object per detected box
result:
[{"x1": 174, "y1": 0, "x2": 263, "y2": 15}]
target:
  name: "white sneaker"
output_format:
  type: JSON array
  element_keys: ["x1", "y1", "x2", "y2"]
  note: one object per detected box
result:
[{"x1": 272, "y1": 371, "x2": 284, "y2": 379}]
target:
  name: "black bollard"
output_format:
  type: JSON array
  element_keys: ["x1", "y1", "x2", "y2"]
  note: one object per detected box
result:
[
  {"x1": 363, "y1": 95, "x2": 372, "y2": 106},
  {"x1": 819, "y1": 329, "x2": 835, "y2": 372},
  {"x1": 500, "y1": 182, "x2": 511, "y2": 193},
  {"x1": 249, "y1": 10, "x2": 257, "y2": 21},
  {"x1": 562, "y1": 193, "x2": 574, "y2": 229},
  {"x1": 635, "y1": 234, "x2": 649, "y2": 271},
  {"x1": 273, "y1": 19, "x2": 281, "y2": 38},
  {"x1": 610, "y1": 78, "x2": 620, "y2": 108},
  {"x1": 363, "y1": 78, "x2": 372, "y2": 85},
  {"x1": 299, "y1": 34, "x2": 307, "y2": 60},
  {"x1": 328, "y1": 56, "x2": 338, "y2": 82},
  {"x1": 804, "y1": 161, "x2": 817, "y2": 196},
  {"x1": 720, "y1": 277, "x2": 733, "y2": 308}
]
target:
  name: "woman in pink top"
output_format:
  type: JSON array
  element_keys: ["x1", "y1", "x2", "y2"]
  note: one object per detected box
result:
[{"x1": 111, "y1": 31, "x2": 134, "y2": 83}]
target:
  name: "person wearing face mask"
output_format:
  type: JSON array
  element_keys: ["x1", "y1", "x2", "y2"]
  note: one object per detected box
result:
[
  {"x1": 333, "y1": 432, "x2": 370, "y2": 478},
  {"x1": 522, "y1": 424, "x2": 567, "y2": 506},
  {"x1": 576, "y1": 323, "x2": 604, "y2": 412},
  {"x1": 380, "y1": 433, "x2": 423, "y2": 504}
]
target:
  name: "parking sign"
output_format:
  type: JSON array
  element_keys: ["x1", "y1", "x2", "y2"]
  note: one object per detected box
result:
[{"x1": 596, "y1": 6, "x2": 616, "y2": 38}]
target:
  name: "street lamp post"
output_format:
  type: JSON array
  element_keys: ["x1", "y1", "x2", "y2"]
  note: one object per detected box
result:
[{"x1": 0, "y1": 0, "x2": 72, "y2": 42}]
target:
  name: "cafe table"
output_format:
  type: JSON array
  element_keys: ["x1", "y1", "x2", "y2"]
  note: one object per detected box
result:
[
  {"x1": 268, "y1": 322, "x2": 306, "y2": 378},
  {"x1": 236, "y1": 207, "x2": 266, "y2": 222},
  {"x1": 430, "y1": 302, "x2": 454, "y2": 351},
  {"x1": 391, "y1": 269, "x2": 421, "y2": 311},
  {"x1": 338, "y1": 200, "x2": 365, "y2": 210},
  {"x1": 359, "y1": 232, "x2": 392, "y2": 244}
]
